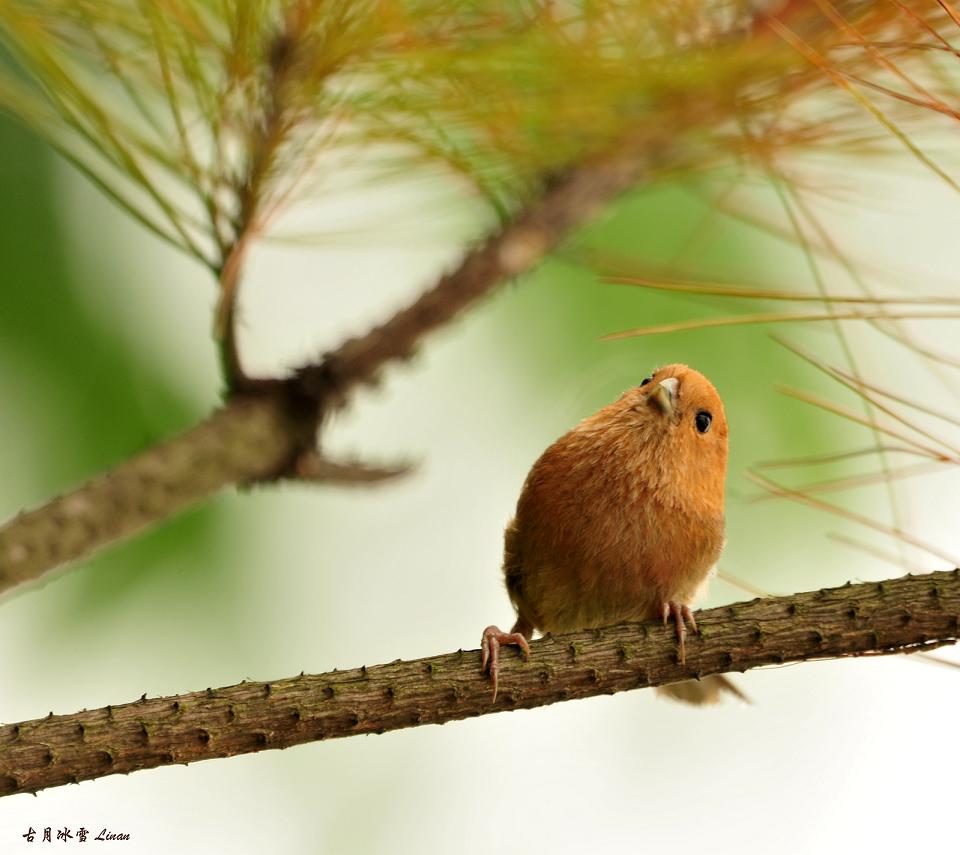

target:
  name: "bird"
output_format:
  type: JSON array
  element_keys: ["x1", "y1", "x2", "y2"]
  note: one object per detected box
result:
[{"x1": 480, "y1": 363, "x2": 743, "y2": 704}]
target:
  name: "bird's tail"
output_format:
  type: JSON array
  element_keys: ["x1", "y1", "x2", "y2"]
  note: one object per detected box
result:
[{"x1": 655, "y1": 675, "x2": 748, "y2": 705}]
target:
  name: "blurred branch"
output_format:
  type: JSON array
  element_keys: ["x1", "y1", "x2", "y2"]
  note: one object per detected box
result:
[
  {"x1": 214, "y1": 14, "x2": 306, "y2": 389},
  {"x1": 1, "y1": 569, "x2": 957, "y2": 797},
  {"x1": 4, "y1": 0, "x2": 958, "y2": 594},
  {"x1": 0, "y1": 142, "x2": 659, "y2": 595},
  {"x1": 0, "y1": 384, "x2": 313, "y2": 594},
  {"x1": 297, "y1": 139, "x2": 660, "y2": 402},
  {"x1": 291, "y1": 451, "x2": 413, "y2": 484}
]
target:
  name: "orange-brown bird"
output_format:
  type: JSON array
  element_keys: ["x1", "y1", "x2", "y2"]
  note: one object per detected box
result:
[{"x1": 481, "y1": 363, "x2": 742, "y2": 704}]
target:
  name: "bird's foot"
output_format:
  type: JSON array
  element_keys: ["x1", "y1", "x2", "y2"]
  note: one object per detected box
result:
[
  {"x1": 480, "y1": 625, "x2": 530, "y2": 703},
  {"x1": 661, "y1": 602, "x2": 699, "y2": 665}
]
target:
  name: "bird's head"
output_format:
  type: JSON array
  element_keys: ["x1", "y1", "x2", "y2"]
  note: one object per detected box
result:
[
  {"x1": 635, "y1": 364, "x2": 727, "y2": 439},
  {"x1": 584, "y1": 363, "x2": 728, "y2": 513}
]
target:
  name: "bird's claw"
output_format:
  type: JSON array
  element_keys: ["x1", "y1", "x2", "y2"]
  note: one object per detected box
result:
[
  {"x1": 661, "y1": 601, "x2": 698, "y2": 665},
  {"x1": 480, "y1": 625, "x2": 530, "y2": 703}
]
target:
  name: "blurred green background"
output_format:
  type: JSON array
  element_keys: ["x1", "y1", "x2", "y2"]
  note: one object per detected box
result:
[{"x1": 0, "y1": 107, "x2": 956, "y2": 854}]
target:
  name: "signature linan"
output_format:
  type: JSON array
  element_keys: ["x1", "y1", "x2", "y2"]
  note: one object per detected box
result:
[{"x1": 21, "y1": 827, "x2": 131, "y2": 843}]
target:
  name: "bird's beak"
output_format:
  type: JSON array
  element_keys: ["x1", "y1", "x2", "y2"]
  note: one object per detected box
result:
[{"x1": 648, "y1": 377, "x2": 678, "y2": 418}]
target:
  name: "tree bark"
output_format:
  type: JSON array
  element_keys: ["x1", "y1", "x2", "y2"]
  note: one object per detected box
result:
[{"x1": 1, "y1": 569, "x2": 956, "y2": 798}]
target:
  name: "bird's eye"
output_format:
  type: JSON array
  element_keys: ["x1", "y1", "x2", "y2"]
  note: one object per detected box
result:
[
  {"x1": 695, "y1": 411, "x2": 712, "y2": 434},
  {"x1": 640, "y1": 376, "x2": 653, "y2": 386}
]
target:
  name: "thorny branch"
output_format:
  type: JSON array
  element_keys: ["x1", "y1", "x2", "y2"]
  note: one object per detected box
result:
[{"x1": 1, "y1": 570, "x2": 957, "y2": 798}]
